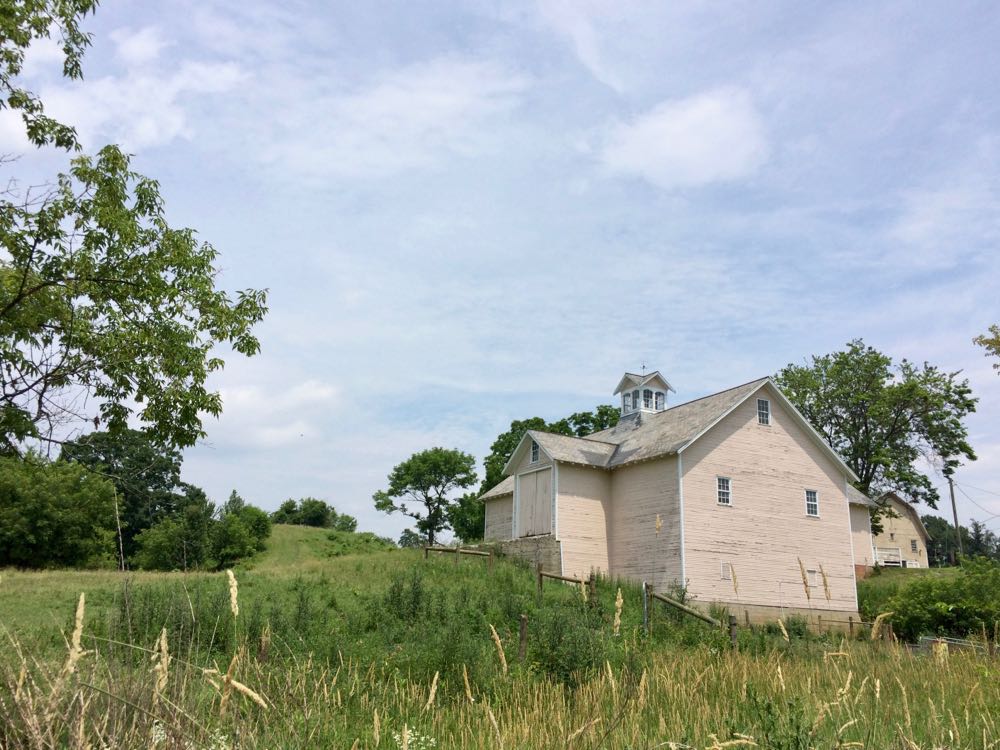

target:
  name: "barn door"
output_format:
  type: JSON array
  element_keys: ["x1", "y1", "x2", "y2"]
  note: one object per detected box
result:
[{"x1": 518, "y1": 468, "x2": 552, "y2": 537}]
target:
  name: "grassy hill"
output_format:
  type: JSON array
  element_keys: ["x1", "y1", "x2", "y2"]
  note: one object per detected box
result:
[{"x1": 2, "y1": 530, "x2": 999, "y2": 748}]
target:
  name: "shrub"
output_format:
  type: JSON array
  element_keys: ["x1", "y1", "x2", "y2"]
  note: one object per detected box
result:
[{"x1": 887, "y1": 557, "x2": 1000, "y2": 640}]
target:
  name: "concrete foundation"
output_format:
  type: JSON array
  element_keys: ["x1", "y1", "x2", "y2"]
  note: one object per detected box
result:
[
  {"x1": 493, "y1": 534, "x2": 562, "y2": 573},
  {"x1": 703, "y1": 600, "x2": 862, "y2": 633}
]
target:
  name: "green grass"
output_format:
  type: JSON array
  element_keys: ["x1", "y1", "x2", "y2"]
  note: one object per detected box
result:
[{"x1": 3, "y1": 534, "x2": 999, "y2": 748}]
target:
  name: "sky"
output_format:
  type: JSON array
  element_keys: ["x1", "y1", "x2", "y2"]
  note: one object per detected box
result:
[{"x1": 3, "y1": 0, "x2": 1000, "y2": 541}]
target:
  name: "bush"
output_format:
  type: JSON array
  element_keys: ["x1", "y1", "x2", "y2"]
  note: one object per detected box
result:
[
  {"x1": 211, "y1": 513, "x2": 256, "y2": 568},
  {"x1": 0, "y1": 455, "x2": 117, "y2": 568},
  {"x1": 238, "y1": 505, "x2": 272, "y2": 551},
  {"x1": 887, "y1": 557, "x2": 1000, "y2": 640}
]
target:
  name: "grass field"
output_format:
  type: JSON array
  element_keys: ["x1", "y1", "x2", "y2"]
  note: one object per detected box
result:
[{"x1": 2, "y1": 526, "x2": 999, "y2": 749}]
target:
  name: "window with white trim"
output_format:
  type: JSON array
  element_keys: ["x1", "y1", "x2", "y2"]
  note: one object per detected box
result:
[
  {"x1": 805, "y1": 489, "x2": 819, "y2": 517},
  {"x1": 643, "y1": 389, "x2": 653, "y2": 408},
  {"x1": 806, "y1": 569, "x2": 818, "y2": 587},
  {"x1": 632, "y1": 389, "x2": 639, "y2": 408},
  {"x1": 910, "y1": 539, "x2": 918, "y2": 553},
  {"x1": 530, "y1": 440, "x2": 539, "y2": 463},
  {"x1": 720, "y1": 561, "x2": 733, "y2": 580},
  {"x1": 655, "y1": 391, "x2": 665, "y2": 410},
  {"x1": 623, "y1": 392, "x2": 631, "y2": 411},
  {"x1": 757, "y1": 398, "x2": 770, "y2": 425},
  {"x1": 717, "y1": 477, "x2": 732, "y2": 506}
]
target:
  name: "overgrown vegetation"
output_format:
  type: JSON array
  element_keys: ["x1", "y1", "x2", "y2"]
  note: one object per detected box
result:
[
  {"x1": 858, "y1": 558, "x2": 1000, "y2": 641},
  {"x1": 2, "y1": 537, "x2": 999, "y2": 748}
]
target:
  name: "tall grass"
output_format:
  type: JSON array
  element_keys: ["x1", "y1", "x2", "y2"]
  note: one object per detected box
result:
[{"x1": 2, "y1": 543, "x2": 999, "y2": 748}]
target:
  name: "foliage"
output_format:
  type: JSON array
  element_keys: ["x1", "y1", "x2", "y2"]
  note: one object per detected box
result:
[
  {"x1": 210, "y1": 512, "x2": 257, "y2": 569},
  {"x1": 974, "y1": 324, "x2": 1000, "y2": 372},
  {"x1": 373, "y1": 447, "x2": 477, "y2": 546},
  {"x1": 270, "y1": 497, "x2": 358, "y2": 530},
  {"x1": 923, "y1": 514, "x2": 999, "y2": 566},
  {"x1": 0, "y1": 453, "x2": 116, "y2": 567},
  {"x1": 398, "y1": 528, "x2": 427, "y2": 548},
  {"x1": 775, "y1": 339, "x2": 977, "y2": 508},
  {"x1": 886, "y1": 557, "x2": 1000, "y2": 640},
  {"x1": 325, "y1": 530, "x2": 395, "y2": 556},
  {"x1": 238, "y1": 505, "x2": 272, "y2": 552},
  {"x1": 4, "y1": 543, "x2": 1000, "y2": 748},
  {"x1": 480, "y1": 406, "x2": 620, "y2": 496},
  {"x1": 132, "y1": 485, "x2": 215, "y2": 571},
  {"x1": 61, "y1": 429, "x2": 187, "y2": 557},
  {"x1": 447, "y1": 490, "x2": 486, "y2": 542},
  {"x1": 0, "y1": 1, "x2": 267, "y2": 455}
]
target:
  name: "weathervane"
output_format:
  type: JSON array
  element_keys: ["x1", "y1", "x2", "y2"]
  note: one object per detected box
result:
[{"x1": 641, "y1": 361, "x2": 647, "y2": 374}]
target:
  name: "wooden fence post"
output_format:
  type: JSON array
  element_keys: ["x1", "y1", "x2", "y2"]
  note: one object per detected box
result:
[
  {"x1": 536, "y1": 562, "x2": 543, "y2": 603},
  {"x1": 488, "y1": 550, "x2": 494, "y2": 572},
  {"x1": 642, "y1": 582, "x2": 649, "y2": 636},
  {"x1": 848, "y1": 616, "x2": 854, "y2": 637},
  {"x1": 454, "y1": 547, "x2": 460, "y2": 565},
  {"x1": 728, "y1": 614, "x2": 738, "y2": 650},
  {"x1": 423, "y1": 546, "x2": 428, "y2": 560},
  {"x1": 817, "y1": 615, "x2": 823, "y2": 634},
  {"x1": 587, "y1": 573, "x2": 597, "y2": 609},
  {"x1": 519, "y1": 614, "x2": 528, "y2": 661}
]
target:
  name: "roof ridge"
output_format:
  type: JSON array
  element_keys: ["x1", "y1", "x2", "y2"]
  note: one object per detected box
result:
[{"x1": 659, "y1": 376, "x2": 770, "y2": 414}]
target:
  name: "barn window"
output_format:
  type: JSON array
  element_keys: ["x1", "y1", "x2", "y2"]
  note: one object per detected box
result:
[
  {"x1": 806, "y1": 569, "x2": 818, "y2": 587},
  {"x1": 530, "y1": 440, "x2": 539, "y2": 463},
  {"x1": 910, "y1": 539, "x2": 918, "y2": 553},
  {"x1": 623, "y1": 392, "x2": 632, "y2": 411},
  {"x1": 643, "y1": 389, "x2": 653, "y2": 408},
  {"x1": 805, "y1": 489, "x2": 819, "y2": 517},
  {"x1": 757, "y1": 398, "x2": 770, "y2": 425},
  {"x1": 717, "y1": 477, "x2": 732, "y2": 506},
  {"x1": 720, "y1": 561, "x2": 733, "y2": 580},
  {"x1": 655, "y1": 391, "x2": 665, "y2": 410}
]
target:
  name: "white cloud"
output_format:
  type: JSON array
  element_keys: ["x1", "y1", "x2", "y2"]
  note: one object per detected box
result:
[
  {"x1": 601, "y1": 87, "x2": 770, "y2": 189},
  {"x1": 254, "y1": 58, "x2": 528, "y2": 180},
  {"x1": 40, "y1": 60, "x2": 245, "y2": 150},
  {"x1": 215, "y1": 377, "x2": 341, "y2": 449},
  {"x1": 536, "y1": 0, "x2": 626, "y2": 91},
  {"x1": 110, "y1": 26, "x2": 170, "y2": 67}
]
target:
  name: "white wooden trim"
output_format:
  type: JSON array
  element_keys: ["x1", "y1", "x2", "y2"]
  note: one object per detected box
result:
[
  {"x1": 678, "y1": 453, "x2": 686, "y2": 585},
  {"x1": 844, "y1": 474, "x2": 860, "y2": 609},
  {"x1": 717, "y1": 475, "x2": 733, "y2": 506},
  {"x1": 552, "y1": 463, "x2": 559, "y2": 540},
  {"x1": 517, "y1": 465, "x2": 553, "y2": 477},
  {"x1": 805, "y1": 488, "x2": 820, "y2": 518},
  {"x1": 512, "y1": 474, "x2": 519, "y2": 538},
  {"x1": 502, "y1": 431, "x2": 554, "y2": 475}
]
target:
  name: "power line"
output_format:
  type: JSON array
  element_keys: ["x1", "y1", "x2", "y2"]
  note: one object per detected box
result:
[
  {"x1": 953, "y1": 483, "x2": 1000, "y2": 527},
  {"x1": 954, "y1": 481, "x2": 1000, "y2": 498}
]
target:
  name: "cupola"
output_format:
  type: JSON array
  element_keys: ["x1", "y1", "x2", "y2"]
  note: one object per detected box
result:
[{"x1": 613, "y1": 370, "x2": 675, "y2": 416}]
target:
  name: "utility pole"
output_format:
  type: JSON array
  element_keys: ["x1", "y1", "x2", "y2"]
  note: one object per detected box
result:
[{"x1": 948, "y1": 475, "x2": 963, "y2": 562}]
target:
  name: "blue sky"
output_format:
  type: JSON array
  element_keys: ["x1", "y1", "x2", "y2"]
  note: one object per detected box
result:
[{"x1": 4, "y1": 0, "x2": 1000, "y2": 539}]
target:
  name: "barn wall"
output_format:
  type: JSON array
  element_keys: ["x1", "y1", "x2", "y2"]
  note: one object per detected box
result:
[
  {"x1": 681, "y1": 384, "x2": 858, "y2": 613},
  {"x1": 556, "y1": 464, "x2": 612, "y2": 578}
]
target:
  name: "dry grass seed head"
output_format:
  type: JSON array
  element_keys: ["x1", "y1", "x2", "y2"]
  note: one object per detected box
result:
[
  {"x1": 226, "y1": 570, "x2": 239, "y2": 619},
  {"x1": 488, "y1": 624, "x2": 508, "y2": 675}
]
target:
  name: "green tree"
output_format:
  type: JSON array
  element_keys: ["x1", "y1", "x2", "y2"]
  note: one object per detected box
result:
[
  {"x1": 238, "y1": 505, "x2": 272, "y2": 551},
  {"x1": 271, "y1": 499, "x2": 300, "y2": 524},
  {"x1": 211, "y1": 512, "x2": 255, "y2": 569},
  {"x1": 297, "y1": 497, "x2": 331, "y2": 527},
  {"x1": 974, "y1": 325, "x2": 1000, "y2": 372},
  {"x1": 373, "y1": 448, "x2": 477, "y2": 546},
  {"x1": 397, "y1": 528, "x2": 427, "y2": 548},
  {"x1": 774, "y1": 340, "x2": 977, "y2": 508},
  {"x1": 0, "y1": 1, "x2": 267, "y2": 455},
  {"x1": 0, "y1": 454, "x2": 116, "y2": 567},
  {"x1": 447, "y1": 491, "x2": 488, "y2": 543},
  {"x1": 61, "y1": 429, "x2": 185, "y2": 557},
  {"x1": 329, "y1": 509, "x2": 358, "y2": 532}
]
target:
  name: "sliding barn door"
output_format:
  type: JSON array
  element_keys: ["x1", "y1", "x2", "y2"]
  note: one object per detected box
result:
[{"x1": 518, "y1": 468, "x2": 552, "y2": 537}]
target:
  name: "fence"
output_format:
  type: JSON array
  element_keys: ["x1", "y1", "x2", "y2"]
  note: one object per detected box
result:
[{"x1": 423, "y1": 545, "x2": 495, "y2": 571}]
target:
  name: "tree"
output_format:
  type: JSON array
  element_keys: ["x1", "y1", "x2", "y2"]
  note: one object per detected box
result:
[
  {"x1": 211, "y1": 512, "x2": 255, "y2": 569},
  {"x1": 297, "y1": 497, "x2": 331, "y2": 527},
  {"x1": 448, "y1": 491, "x2": 487, "y2": 543},
  {"x1": 329, "y1": 510, "x2": 358, "y2": 532},
  {"x1": 61, "y1": 429, "x2": 185, "y2": 557},
  {"x1": 397, "y1": 528, "x2": 427, "y2": 548},
  {"x1": 373, "y1": 448, "x2": 477, "y2": 546},
  {"x1": 0, "y1": 453, "x2": 117, "y2": 567},
  {"x1": 974, "y1": 325, "x2": 1000, "y2": 372},
  {"x1": 774, "y1": 340, "x2": 977, "y2": 508},
  {"x1": 0, "y1": 1, "x2": 267, "y2": 455},
  {"x1": 271, "y1": 499, "x2": 300, "y2": 524}
]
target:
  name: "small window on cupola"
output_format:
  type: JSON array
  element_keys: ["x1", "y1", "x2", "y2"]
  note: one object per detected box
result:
[
  {"x1": 530, "y1": 440, "x2": 540, "y2": 463},
  {"x1": 643, "y1": 389, "x2": 653, "y2": 408},
  {"x1": 623, "y1": 392, "x2": 631, "y2": 411}
]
